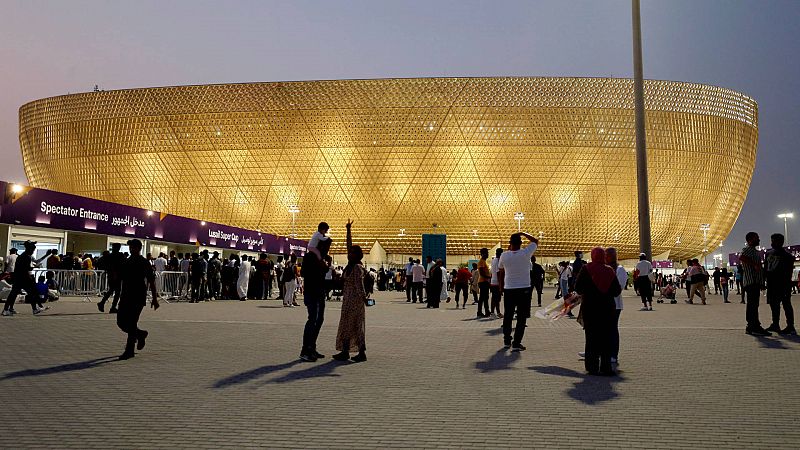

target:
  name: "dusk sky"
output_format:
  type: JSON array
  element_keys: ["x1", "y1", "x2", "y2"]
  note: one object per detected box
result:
[{"x1": 1, "y1": 0, "x2": 798, "y2": 258}]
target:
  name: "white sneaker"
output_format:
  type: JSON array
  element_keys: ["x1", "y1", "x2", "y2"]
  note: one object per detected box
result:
[
  {"x1": 490, "y1": 313, "x2": 498, "y2": 319},
  {"x1": 33, "y1": 307, "x2": 44, "y2": 315},
  {"x1": 1, "y1": 310, "x2": 12, "y2": 317},
  {"x1": 577, "y1": 351, "x2": 585, "y2": 358},
  {"x1": 639, "y1": 307, "x2": 649, "y2": 311}
]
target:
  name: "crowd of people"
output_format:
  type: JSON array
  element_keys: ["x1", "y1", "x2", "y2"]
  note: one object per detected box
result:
[{"x1": 1, "y1": 228, "x2": 796, "y2": 373}]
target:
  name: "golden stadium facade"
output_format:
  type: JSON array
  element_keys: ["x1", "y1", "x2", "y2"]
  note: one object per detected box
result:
[{"x1": 19, "y1": 77, "x2": 757, "y2": 259}]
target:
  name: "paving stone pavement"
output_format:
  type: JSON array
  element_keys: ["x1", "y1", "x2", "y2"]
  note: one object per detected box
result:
[{"x1": 1, "y1": 287, "x2": 798, "y2": 449}]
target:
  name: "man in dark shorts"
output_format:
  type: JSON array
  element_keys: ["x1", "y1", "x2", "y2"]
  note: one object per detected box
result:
[{"x1": 117, "y1": 239, "x2": 160, "y2": 360}]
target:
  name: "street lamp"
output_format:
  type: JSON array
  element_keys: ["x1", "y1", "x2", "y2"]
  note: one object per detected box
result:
[
  {"x1": 700, "y1": 224, "x2": 711, "y2": 267},
  {"x1": 778, "y1": 212, "x2": 794, "y2": 244},
  {"x1": 713, "y1": 253, "x2": 723, "y2": 268},
  {"x1": 288, "y1": 205, "x2": 300, "y2": 238},
  {"x1": 514, "y1": 212, "x2": 524, "y2": 232}
]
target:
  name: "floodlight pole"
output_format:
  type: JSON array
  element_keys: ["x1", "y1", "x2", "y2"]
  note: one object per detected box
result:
[{"x1": 632, "y1": 0, "x2": 652, "y2": 260}]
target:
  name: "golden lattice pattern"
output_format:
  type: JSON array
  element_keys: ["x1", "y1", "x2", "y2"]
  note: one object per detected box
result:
[{"x1": 18, "y1": 77, "x2": 758, "y2": 259}]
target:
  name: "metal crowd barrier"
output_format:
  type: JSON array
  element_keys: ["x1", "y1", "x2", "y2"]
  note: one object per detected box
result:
[
  {"x1": 32, "y1": 269, "x2": 106, "y2": 301},
  {"x1": 29, "y1": 269, "x2": 189, "y2": 303},
  {"x1": 157, "y1": 271, "x2": 189, "y2": 301}
]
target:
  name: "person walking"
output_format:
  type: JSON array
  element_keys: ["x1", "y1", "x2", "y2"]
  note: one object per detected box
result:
[
  {"x1": 712, "y1": 268, "x2": 722, "y2": 295},
  {"x1": 497, "y1": 232, "x2": 538, "y2": 352},
  {"x1": 333, "y1": 219, "x2": 368, "y2": 362},
  {"x1": 98, "y1": 243, "x2": 126, "y2": 313},
  {"x1": 740, "y1": 232, "x2": 770, "y2": 336},
  {"x1": 489, "y1": 248, "x2": 504, "y2": 319},
  {"x1": 574, "y1": 247, "x2": 622, "y2": 376},
  {"x1": 454, "y1": 265, "x2": 472, "y2": 309},
  {"x1": 282, "y1": 254, "x2": 298, "y2": 307},
  {"x1": 4, "y1": 248, "x2": 18, "y2": 274},
  {"x1": 116, "y1": 239, "x2": 159, "y2": 360},
  {"x1": 720, "y1": 268, "x2": 731, "y2": 303},
  {"x1": 686, "y1": 259, "x2": 708, "y2": 305},
  {"x1": 2, "y1": 241, "x2": 43, "y2": 316},
  {"x1": 530, "y1": 255, "x2": 545, "y2": 308},
  {"x1": 237, "y1": 255, "x2": 251, "y2": 301},
  {"x1": 635, "y1": 253, "x2": 654, "y2": 311},
  {"x1": 764, "y1": 233, "x2": 796, "y2": 335}
]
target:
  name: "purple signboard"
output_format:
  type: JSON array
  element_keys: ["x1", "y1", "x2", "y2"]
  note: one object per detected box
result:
[
  {"x1": 728, "y1": 246, "x2": 800, "y2": 266},
  {"x1": 0, "y1": 181, "x2": 307, "y2": 255},
  {"x1": 653, "y1": 260, "x2": 674, "y2": 269}
]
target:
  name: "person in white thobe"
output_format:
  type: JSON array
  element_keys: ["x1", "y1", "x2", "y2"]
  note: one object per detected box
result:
[{"x1": 237, "y1": 255, "x2": 252, "y2": 300}]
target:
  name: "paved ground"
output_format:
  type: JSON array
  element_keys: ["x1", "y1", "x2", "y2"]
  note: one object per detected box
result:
[{"x1": 1, "y1": 287, "x2": 798, "y2": 449}]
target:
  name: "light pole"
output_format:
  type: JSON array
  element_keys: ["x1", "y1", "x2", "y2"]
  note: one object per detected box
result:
[
  {"x1": 713, "y1": 253, "x2": 723, "y2": 268},
  {"x1": 514, "y1": 212, "x2": 524, "y2": 232},
  {"x1": 288, "y1": 205, "x2": 300, "y2": 238},
  {"x1": 632, "y1": 0, "x2": 652, "y2": 260},
  {"x1": 700, "y1": 224, "x2": 710, "y2": 268},
  {"x1": 778, "y1": 212, "x2": 794, "y2": 244}
]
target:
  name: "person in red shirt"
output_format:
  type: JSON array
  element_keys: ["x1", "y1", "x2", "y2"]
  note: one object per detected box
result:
[{"x1": 452, "y1": 266, "x2": 472, "y2": 309}]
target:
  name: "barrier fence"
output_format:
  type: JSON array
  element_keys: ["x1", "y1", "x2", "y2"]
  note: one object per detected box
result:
[{"x1": 30, "y1": 269, "x2": 190, "y2": 302}]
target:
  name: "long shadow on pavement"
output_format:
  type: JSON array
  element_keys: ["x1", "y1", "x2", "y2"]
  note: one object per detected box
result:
[
  {"x1": 530, "y1": 365, "x2": 625, "y2": 405},
  {"x1": 475, "y1": 349, "x2": 520, "y2": 373},
  {"x1": 1, "y1": 356, "x2": 117, "y2": 380},
  {"x1": 213, "y1": 360, "x2": 301, "y2": 388},
  {"x1": 41, "y1": 312, "x2": 106, "y2": 317},
  {"x1": 214, "y1": 360, "x2": 343, "y2": 388},
  {"x1": 753, "y1": 335, "x2": 791, "y2": 349},
  {"x1": 263, "y1": 360, "x2": 342, "y2": 384}
]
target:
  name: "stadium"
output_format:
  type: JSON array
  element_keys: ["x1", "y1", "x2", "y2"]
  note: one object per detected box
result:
[{"x1": 18, "y1": 77, "x2": 758, "y2": 260}]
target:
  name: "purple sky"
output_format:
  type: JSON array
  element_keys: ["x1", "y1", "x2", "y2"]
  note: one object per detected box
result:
[{"x1": 2, "y1": 0, "x2": 798, "y2": 258}]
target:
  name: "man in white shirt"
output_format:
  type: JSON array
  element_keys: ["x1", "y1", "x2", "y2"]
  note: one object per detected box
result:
[
  {"x1": 489, "y1": 248, "x2": 504, "y2": 319},
  {"x1": 498, "y1": 232, "x2": 539, "y2": 352},
  {"x1": 559, "y1": 262, "x2": 572, "y2": 298},
  {"x1": 635, "y1": 253, "x2": 654, "y2": 310},
  {"x1": 404, "y1": 257, "x2": 414, "y2": 302},
  {"x1": 411, "y1": 260, "x2": 425, "y2": 304},
  {"x1": 153, "y1": 253, "x2": 168, "y2": 273},
  {"x1": 153, "y1": 252, "x2": 168, "y2": 295},
  {"x1": 4, "y1": 248, "x2": 18, "y2": 274}
]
